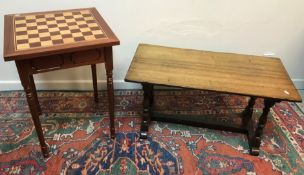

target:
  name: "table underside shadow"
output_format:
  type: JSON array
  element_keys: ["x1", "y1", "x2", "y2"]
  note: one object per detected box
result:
[{"x1": 139, "y1": 83, "x2": 279, "y2": 156}]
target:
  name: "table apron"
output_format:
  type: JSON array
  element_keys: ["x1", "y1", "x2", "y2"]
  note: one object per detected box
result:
[{"x1": 17, "y1": 48, "x2": 105, "y2": 74}]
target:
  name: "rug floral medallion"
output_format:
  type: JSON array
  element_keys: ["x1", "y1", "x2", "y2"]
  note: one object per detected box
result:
[{"x1": 0, "y1": 90, "x2": 303, "y2": 175}]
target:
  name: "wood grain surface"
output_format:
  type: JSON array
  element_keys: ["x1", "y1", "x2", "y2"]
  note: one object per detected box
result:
[{"x1": 125, "y1": 44, "x2": 302, "y2": 102}]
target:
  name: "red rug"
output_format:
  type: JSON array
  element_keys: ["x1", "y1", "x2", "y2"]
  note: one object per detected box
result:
[{"x1": 0, "y1": 90, "x2": 303, "y2": 175}]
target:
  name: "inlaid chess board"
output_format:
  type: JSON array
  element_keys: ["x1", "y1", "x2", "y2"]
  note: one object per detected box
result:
[
  {"x1": 14, "y1": 10, "x2": 107, "y2": 50},
  {"x1": 4, "y1": 8, "x2": 119, "y2": 61}
]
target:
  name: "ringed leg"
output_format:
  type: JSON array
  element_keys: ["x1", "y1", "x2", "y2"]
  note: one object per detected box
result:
[
  {"x1": 140, "y1": 83, "x2": 153, "y2": 139},
  {"x1": 104, "y1": 47, "x2": 115, "y2": 138},
  {"x1": 16, "y1": 61, "x2": 49, "y2": 158},
  {"x1": 248, "y1": 98, "x2": 277, "y2": 155},
  {"x1": 242, "y1": 97, "x2": 257, "y2": 126}
]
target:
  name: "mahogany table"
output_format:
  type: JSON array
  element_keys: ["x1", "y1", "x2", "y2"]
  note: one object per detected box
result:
[
  {"x1": 125, "y1": 44, "x2": 302, "y2": 156},
  {"x1": 3, "y1": 8, "x2": 119, "y2": 158}
]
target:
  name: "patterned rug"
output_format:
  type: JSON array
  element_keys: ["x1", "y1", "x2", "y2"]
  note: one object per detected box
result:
[{"x1": 0, "y1": 90, "x2": 303, "y2": 175}]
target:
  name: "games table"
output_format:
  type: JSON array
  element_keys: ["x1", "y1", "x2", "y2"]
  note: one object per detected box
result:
[
  {"x1": 3, "y1": 8, "x2": 119, "y2": 157},
  {"x1": 125, "y1": 44, "x2": 302, "y2": 155}
]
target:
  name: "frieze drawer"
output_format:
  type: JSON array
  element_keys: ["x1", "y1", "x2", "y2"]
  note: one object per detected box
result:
[
  {"x1": 30, "y1": 55, "x2": 63, "y2": 72},
  {"x1": 71, "y1": 49, "x2": 104, "y2": 64}
]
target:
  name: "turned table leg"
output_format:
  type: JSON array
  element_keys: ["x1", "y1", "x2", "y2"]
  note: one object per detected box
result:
[
  {"x1": 242, "y1": 97, "x2": 257, "y2": 126},
  {"x1": 91, "y1": 64, "x2": 98, "y2": 102},
  {"x1": 29, "y1": 74, "x2": 42, "y2": 115},
  {"x1": 105, "y1": 47, "x2": 115, "y2": 138},
  {"x1": 140, "y1": 83, "x2": 153, "y2": 139},
  {"x1": 248, "y1": 98, "x2": 277, "y2": 155},
  {"x1": 16, "y1": 61, "x2": 49, "y2": 158}
]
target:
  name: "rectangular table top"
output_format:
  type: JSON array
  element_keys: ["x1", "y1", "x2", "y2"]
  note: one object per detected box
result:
[
  {"x1": 125, "y1": 44, "x2": 302, "y2": 102},
  {"x1": 3, "y1": 8, "x2": 119, "y2": 61}
]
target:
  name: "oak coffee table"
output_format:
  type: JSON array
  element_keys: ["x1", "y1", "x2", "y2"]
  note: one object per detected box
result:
[
  {"x1": 125, "y1": 44, "x2": 302, "y2": 156},
  {"x1": 3, "y1": 8, "x2": 119, "y2": 157}
]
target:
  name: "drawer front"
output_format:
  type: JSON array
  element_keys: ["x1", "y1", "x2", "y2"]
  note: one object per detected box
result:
[
  {"x1": 29, "y1": 49, "x2": 104, "y2": 73},
  {"x1": 71, "y1": 49, "x2": 104, "y2": 64},
  {"x1": 30, "y1": 55, "x2": 63, "y2": 72}
]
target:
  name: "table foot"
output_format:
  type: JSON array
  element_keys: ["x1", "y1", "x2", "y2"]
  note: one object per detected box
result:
[
  {"x1": 41, "y1": 146, "x2": 49, "y2": 158},
  {"x1": 248, "y1": 134, "x2": 261, "y2": 156},
  {"x1": 250, "y1": 147, "x2": 260, "y2": 156},
  {"x1": 110, "y1": 132, "x2": 115, "y2": 139},
  {"x1": 140, "y1": 120, "x2": 149, "y2": 139},
  {"x1": 140, "y1": 131, "x2": 148, "y2": 139}
]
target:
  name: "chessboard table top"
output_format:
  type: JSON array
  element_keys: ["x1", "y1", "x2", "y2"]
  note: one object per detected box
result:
[
  {"x1": 3, "y1": 8, "x2": 119, "y2": 61},
  {"x1": 125, "y1": 44, "x2": 302, "y2": 102}
]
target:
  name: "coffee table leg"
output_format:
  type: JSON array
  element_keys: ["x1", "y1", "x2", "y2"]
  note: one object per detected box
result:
[
  {"x1": 16, "y1": 61, "x2": 49, "y2": 158},
  {"x1": 91, "y1": 64, "x2": 98, "y2": 102},
  {"x1": 140, "y1": 83, "x2": 153, "y2": 139},
  {"x1": 248, "y1": 98, "x2": 277, "y2": 155},
  {"x1": 105, "y1": 47, "x2": 115, "y2": 138},
  {"x1": 242, "y1": 97, "x2": 256, "y2": 126}
]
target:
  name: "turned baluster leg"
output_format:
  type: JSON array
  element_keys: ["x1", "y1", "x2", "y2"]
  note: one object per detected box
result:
[
  {"x1": 243, "y1": 96, "x2": 256, "y2": 151},
  {"x1": 16, "y1": 61, "x2": 49, "y2": 158},
  {"x1": 140, "y1": 83, "x2": 153, "y2": 139},
  {"x1": 104, "y1": 47, "x2": 115, "y2": 138},
  {"x1": 242, "y1": 97, "x2": 257, "y2": 126},
  {"x1": 249, "y1": 98, "x2": 277, "y2": 155},
  {"x1": 91, "y1": 64, "x2": 98, "y2": 102}
]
